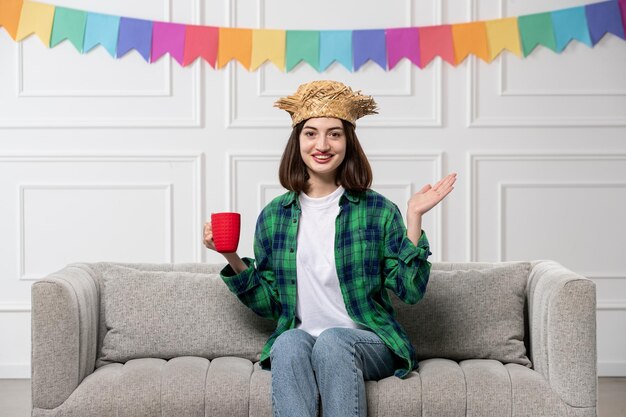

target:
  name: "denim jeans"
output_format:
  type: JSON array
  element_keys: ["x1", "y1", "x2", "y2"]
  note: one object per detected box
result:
[{"x1": 270, "y1": 327, "x2": 398, "y2": 417}]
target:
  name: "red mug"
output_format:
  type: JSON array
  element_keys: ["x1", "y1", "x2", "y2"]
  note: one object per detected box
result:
[{"x1": 211, "y1": 212, "x2": 241, "y2": 253}]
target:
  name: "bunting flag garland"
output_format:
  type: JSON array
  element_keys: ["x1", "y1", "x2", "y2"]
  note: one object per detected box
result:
[{"x1": 0, "y1": 0, "x2": 624, "y2": 71}]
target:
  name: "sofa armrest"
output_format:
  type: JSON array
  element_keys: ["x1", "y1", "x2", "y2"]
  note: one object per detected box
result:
[
  {"x1": 527, "y1": 260, "x2": 597, "y2": 409},
  {"x1": 31, "y1": 264, "x2": 99, "y2": 409}
]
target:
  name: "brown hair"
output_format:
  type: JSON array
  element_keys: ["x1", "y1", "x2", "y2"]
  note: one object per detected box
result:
[{"x1": 278, "y1": 119, "x2": 372, "y2": 193}]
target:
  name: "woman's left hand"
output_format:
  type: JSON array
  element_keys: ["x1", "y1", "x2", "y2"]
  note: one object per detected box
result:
[{"x1": 408, "y1": 172, "x2": 457, "y2": 216}]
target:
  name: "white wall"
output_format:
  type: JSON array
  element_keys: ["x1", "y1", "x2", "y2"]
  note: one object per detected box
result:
[{"x1": 1, "y1": 0, "x2": 625, "y2": 378}]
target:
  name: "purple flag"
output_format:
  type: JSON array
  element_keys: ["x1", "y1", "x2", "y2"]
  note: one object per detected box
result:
[
  {"x1": 585, "y1": 1, "x2": 625, "y2": 45},
  {"x1": 353, "y1": 29, "x2": 387, "y2": 71},
  {"x1": 619, "y1": 0, "x2": 626, "y2": 33},
  {"x1": 117, "y1": 17, "x2": 153, "y2": 62},
  {"x1": 152, "y1": 22, "x2": 186, "y2": 65},
  {"x1": 386, "y1": 28, "x2": 419, "y2": 70}
]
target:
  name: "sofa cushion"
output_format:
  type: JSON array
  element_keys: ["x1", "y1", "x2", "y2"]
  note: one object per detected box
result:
[
  {"x1": 393, "y1": 262, "x2": 532, "y2": 366},
  {"x1": 97, "y1": 264, "x2": 275, "y2": 367}
]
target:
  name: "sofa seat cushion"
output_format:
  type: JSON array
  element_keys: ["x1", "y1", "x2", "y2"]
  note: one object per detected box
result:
[
  {"x1": 38, "y1": 357, "x2": 566, "y2": 417},
  {"x1": 50, "y1": 356, "x2": 254, "y2": 417}
]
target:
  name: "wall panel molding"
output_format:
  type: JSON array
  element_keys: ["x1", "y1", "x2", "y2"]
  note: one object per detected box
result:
[
  {"x1": 496, "y1": 181, "x2": 626, "y2": 264},
  {"x1": 0, "y1": 152, "x2": 205, "y2": 267},
  {"x1": 467, "y1": 152, "x2": 626, "y2": 262},
  {"x1": 18, "y1": 183, "x2": 174, "y2": 281}
]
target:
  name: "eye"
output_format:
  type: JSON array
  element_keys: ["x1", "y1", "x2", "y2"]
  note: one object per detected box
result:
[{"x1": 304, "y1": 131, "x2": 315, "y2": 137}]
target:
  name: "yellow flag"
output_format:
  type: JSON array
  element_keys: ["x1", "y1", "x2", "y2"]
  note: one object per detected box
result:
[
  {"x1": 485, "y1": 17, "x2": 522, "y2": 60},
  {"x1": 250, "y1": 29, "x2": 285, "y2": 71},
  {"x1": 218, "y1": 28, "x2": 252, "y2": 70},
  {"x1": 15, "y1": 1, "x2": 55, "y2": 46}
]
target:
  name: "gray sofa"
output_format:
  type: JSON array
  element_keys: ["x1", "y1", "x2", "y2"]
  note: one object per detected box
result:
[{"x1": 31, "y1": 260, "x2": 597, "y2": 417}]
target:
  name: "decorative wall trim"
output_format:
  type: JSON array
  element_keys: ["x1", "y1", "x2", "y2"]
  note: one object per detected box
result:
[
  {"x1": 0, "y1": 303, "x2": 30, "y2": 312},
  {"x1": 598, "y1": 361, "x2": 626, "y2": 377},
  {"x1": 17, "y1": 183, "x2": 173, "y2": 281},
  {"x1": 0, "y1": 364, "x2": 30, "y2": 379},
  {"x1": 597, "y1": 301, "x2": 626, "y2": 311},
  {"x1": 0, "y1": 152, "x2": 204, "y2": 268},
  {"x1": 466, "y1": 0, "x2": 626, "y2": 127},
  {"x1": 467, "y1": 153, "x2": 626, "y2": 262},
  {"x1": 496, "y1": 181, "x2": 626, "y2": 263},
  {"x1": 4, "y1": 0, "x2": 202, "y2": 128}
]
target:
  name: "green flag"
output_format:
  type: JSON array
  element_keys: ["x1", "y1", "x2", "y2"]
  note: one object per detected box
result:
[
  {"x1": 286, "y1": 30, "x2": 319, "y2": 71},
  {"x1": 51, "y1": 7, "x2": 88, "y2": 52},
  {"x1": 518, "y1": 12, "x2": 557, "y2": 57}
]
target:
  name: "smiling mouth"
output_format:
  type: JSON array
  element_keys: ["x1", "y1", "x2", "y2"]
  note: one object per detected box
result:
[{"x1": 312, "y1": 154, "x2": 333, "y2": 163}]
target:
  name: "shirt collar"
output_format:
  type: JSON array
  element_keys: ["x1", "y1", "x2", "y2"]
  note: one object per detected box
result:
[{"x1": 280, "y1": 189, "x2": 361, "y2": 207}]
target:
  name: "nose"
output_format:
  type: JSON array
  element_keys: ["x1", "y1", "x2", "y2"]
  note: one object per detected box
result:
[{"x1": 315, "y1": 136, "x2": 330, "y2": 152}]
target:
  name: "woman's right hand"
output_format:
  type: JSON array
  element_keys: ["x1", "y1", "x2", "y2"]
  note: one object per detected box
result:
[{"x1": 203, "y1": 221, "x2": 216, "y2": 251}]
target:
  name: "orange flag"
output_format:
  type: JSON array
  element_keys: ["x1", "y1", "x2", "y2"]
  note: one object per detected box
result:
[
  {"x1": 485, "y1": 17, "x2": 522, "y2": 59},
  {"x1": 218, "y1": 27, "x2": 252, "y2": 70},
  {"x1": 451, "y1": 21, "x2": 490, "y2": 63},
  {"x1": 0, "y1": 0, "x2": 24, "y2": 40}
]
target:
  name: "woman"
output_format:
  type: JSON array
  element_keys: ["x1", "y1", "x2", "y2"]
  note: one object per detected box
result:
[{"x1": 203, "y1": 80, "x2": 456, "y2": 417}]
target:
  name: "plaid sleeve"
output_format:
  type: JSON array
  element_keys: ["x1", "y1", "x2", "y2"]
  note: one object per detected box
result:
[
  {"x1": 382, "y1": 204, "x2": 432, "y2": 304},
  {"x1": 220, "y1": 209, "x2": 281, "y2": 320}
]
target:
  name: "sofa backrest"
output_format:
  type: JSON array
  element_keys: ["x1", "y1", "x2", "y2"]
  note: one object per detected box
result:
[{"x1": 82, "y1": 261, "x2": 531, "y2": 368}]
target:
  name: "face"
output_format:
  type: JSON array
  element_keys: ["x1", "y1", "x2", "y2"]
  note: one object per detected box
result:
[{"x1": 299, "y1": 117, "x2": 347, "y2": 182}]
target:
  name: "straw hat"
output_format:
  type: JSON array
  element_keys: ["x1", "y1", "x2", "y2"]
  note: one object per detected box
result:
[{"x1": 274, "y1": 80, "x2": 378, "y2": 127}]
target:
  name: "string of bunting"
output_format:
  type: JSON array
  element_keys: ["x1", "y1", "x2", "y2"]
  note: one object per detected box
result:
[{"x1": 1, "y1": 0, "x2": 625, "y2": 71}]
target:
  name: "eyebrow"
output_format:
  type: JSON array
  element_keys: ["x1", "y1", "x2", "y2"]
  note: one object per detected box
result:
[{"x1": 302, "y1": 126, "x2": 343, "y2": 131}]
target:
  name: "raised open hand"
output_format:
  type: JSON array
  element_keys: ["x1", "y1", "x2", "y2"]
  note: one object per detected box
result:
[{"x1": 408, "y1": 172, "x2": 457, "y2": 216}]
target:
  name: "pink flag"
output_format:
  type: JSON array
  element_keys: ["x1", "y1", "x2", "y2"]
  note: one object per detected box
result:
[
  {"x1": 184, "y1": 25, "x2": 218, "y2": 67},
  {"x1": 386, "y1": 27, "x2": 420, "y2": 70},
  {"x1": 419, "y1": 25, "x2": 455, "y2": 67},
  {"x1": 151, "y1": 22, "x2": 186, "y2": 65}
]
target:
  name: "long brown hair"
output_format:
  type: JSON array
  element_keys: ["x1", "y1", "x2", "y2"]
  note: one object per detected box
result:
[{"x1": 278, "y1": 119, "x2": 372, "y2": 193}]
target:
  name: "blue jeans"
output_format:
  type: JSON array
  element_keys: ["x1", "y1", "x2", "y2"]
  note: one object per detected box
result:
[{"x1": 270, "y1": 327, "x2": 398, "y2": 417}]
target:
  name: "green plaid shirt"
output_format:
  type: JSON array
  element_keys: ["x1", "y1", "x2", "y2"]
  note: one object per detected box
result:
[{"x1": 220, "y1": 188, "x2": 431, "y2": 378}]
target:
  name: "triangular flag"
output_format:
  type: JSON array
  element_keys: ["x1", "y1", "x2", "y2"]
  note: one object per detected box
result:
[
  {"x1": 84, "y1": 12, "x2": 120, "y2": 57},
  {"x1": 319, "y1": 30, "x2": 352, "y2": 71},
  {"x1": 385, "y1": 27, "x2": 419, "y2": 70},
  {"x1": 0, "y1": 0, "x2": 23, "y2": 40},
  {"x1": 250, "y1": 29, "x2": 285, "y2": 71},
  {"x1": 551, "y1": 7, "x2": 592, "y2": 52},
  {"x1": 15, "y1": 1, "x2": 55, "y2": 46},
  {"x1": 183, "y1": 25, "x2": 218, "y2": 67},
  {"x1": 485, "y1": 17, "x2": 522, "y2": 59},
  {"x1": 419, "y1": 25, "x2": 455, "y2": 67},
  {"x1": 50, "y1": 7, "x2": 87, "y2": 52},
  {"x1": 218, "y1": 28, "x2": 252, "y2": 69},
  {"x1": 518, "y1": 12, "x2": 557, "y2": 56},
  {"x1": 353, "y1": 29, "x2": 386, "y2": 71},
  {"x1": 585, "y1": 0, "x2": 625, "y2": 45},
  {"x1": 152, "y1": 21, "x2": 186, "y2": 65},
  {"x1": 285, "y1": 30, "x2": 319, "y2": 71},
  {"x1": 451, "y1": 21, "x2": 490, "y2": 63},
  {"x1": 117, "y1": 17, "x2": 152, "y2": 62}
]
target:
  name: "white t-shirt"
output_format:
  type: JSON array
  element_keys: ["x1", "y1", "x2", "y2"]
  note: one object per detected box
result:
[{"x1": 295, "y1": 186, "x2": 363, "y2": 337}]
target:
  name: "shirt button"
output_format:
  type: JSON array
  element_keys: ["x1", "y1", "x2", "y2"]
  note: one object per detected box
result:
[
  {"x1": 292, "y1": 219, "x2": 297, "y2": 223},
  {"x1": 290, "y1": 248, "x2": 294, "y2": 253}
]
